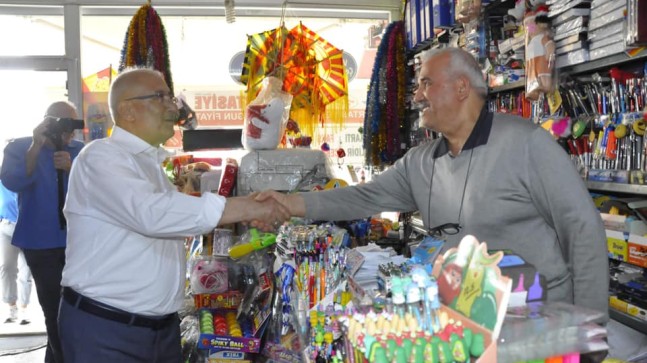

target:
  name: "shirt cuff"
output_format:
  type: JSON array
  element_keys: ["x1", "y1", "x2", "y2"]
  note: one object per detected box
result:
[{"x1": 199, "y1": 193, "x2": 227, "y2": 230}]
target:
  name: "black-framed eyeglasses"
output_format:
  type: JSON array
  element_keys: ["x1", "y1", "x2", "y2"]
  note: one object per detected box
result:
[
  {"x1": 125, "y1": 91, "x2": 177, "y2": 104},
  {"x1": 428, "y1": 222, "x2": 461, "y2": 238}
]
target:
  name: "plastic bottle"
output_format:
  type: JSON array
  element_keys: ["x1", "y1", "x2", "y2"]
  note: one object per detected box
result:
[
  {"x1": 424, "y1": 279, "x2": 441, "y2": 334},
  {"x1": 405, "y1": 282, "x2": 423, "y2": 335},
  {"x1": 391, "y1": 277, "x2": 406, "y2": 319}
]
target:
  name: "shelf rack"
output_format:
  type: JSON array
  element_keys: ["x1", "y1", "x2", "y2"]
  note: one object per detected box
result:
[
  {"x1": 586, "y1": 181, "x2": 647, "y2": 196},
  {"x1": 489, "y1": 80, "x2": 525, "y2": 94},
  {"x1": 559, "y1": 48, "x2": 647, "y2": 75},
  {"x1": 609, "y1": 308, "x2": 647, "y2": 335}
]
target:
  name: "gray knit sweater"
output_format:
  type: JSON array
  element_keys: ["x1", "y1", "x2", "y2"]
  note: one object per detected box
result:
[{"x1": 302, "y1": 110, "x2": 609, "y2": 320}]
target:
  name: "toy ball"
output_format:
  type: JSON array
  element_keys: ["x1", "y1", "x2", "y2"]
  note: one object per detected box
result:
[{"x1": 614, "y1": 124, "x2": 627, "y2": 138}]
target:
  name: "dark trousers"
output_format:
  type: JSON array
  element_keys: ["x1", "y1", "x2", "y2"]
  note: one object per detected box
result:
[
  {"x1": 59, "y1": 296, "x2": 181, "y2": 363},
  {"x1": 22, "y1": 247, "x2": 65, "y2": 363}
]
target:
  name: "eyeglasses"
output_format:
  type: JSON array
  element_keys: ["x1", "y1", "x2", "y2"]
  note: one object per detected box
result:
[
  {"x1": 125, "y1": 91, "x2": 177, "y2": 104},
  {"x1": 428, "y1": 222, "x2": 461, "y2": 238}
]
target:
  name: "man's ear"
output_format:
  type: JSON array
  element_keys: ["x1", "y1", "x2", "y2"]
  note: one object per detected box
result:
[
  {"x1": 117, "y1": 101, "x2": 135, "y2": 125},
  {"x1": 457, "y1": 77, "x2": 470, "y2": 101}
]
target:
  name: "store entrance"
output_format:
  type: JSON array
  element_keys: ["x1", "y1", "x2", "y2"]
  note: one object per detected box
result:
[{"x1": 0, "y1": 70, "x2": 67, "y2": 359}]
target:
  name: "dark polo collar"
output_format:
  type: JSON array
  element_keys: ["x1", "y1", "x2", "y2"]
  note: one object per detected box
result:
[{"x1": 433, "y1": 105, "x2": 493, "y2": 158}]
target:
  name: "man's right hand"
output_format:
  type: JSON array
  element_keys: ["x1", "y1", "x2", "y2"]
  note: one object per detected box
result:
[
  {"x1": 32, "y1": 117, "x2": 55, "y2": 148},
  {"x1": 26, "y1": 118, "x2": 55, "y2": 176},
  {"x1": 254, "y1": 190, "x2": 306, "y2": 218},
  {"x1": 248, "y1": 195, "x2": 291, "y2": 232}
]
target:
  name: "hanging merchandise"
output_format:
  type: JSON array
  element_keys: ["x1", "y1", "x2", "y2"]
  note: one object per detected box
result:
[
  {"x1": 240, "y1": 20, "x2": 349, "y2": 139},
  {"x1": 241, "y1": 76, "x2": 293, "y2": 151},
  {"x1": 363, "y1": 20, "x2": 408, "y2": 166},
  {"x1": 455, "y1": 0, "x2": 482, "y2": 24},
  {"x1": 118, "y1": 1, "x2": 174, "y2": 93},
  {"x1": 524, "y1": 4, "x2": 555, "y2": 101}
]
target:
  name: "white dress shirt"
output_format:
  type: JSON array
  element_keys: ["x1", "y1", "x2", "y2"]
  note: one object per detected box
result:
[{"x1": 62, "y1": 126, "x2": 226, "y2": 315}]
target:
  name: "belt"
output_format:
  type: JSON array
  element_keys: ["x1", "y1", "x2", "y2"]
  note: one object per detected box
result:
[{"x1": 62, "y1": 287, "x2": 177, "y2": 330}]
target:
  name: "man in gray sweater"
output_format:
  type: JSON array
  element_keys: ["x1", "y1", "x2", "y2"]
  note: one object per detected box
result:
[{"x1": 258, "y1": 47, "x2": 609, "y2": 320}]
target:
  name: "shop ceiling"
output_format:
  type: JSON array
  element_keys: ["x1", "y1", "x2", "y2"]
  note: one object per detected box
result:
[
  {"x1": 0, "y1": 0, "x2": 399, "y2": 19},
  {"x1": 0, "y1": 0, "x2": 400, "y2": 13}
]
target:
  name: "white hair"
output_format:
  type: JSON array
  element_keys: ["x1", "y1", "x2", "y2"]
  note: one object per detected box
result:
[{"x1": 419, "y1": 47, "x2": 488, "y2": 98}]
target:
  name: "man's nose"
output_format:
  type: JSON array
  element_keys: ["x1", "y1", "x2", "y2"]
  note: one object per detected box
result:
[{"x1": 413, "y1": 88, "x2": 424, "y2": 103}]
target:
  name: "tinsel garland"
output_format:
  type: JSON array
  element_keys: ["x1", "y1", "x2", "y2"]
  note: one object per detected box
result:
[
  {"x1": 363, "y1": 21, "x2": 407, "y2": 166},
  {"x1": 118, "y1": 3, "x2": 174, "y2": 94},
  {"x1": 385, "y1": 23, "x2": 398, "y2": 159},
  {"x1": 363, "y1": 22, "x2": 393, "y2": 163}
]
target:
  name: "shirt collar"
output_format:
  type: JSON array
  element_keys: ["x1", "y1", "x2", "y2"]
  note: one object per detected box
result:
[
  {"x1": 433, "y1": 105, "x2": 493, "y2": 158},
  {"x1": 110, "y1": 126, "x2": 171, "y2": 163}
]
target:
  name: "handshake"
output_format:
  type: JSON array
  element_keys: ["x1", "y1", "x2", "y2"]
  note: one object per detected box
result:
[{"x1": 230, "y1": 190, "x2": 306, "y2": 232}]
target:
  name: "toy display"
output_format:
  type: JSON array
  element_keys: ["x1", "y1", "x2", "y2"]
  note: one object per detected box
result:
[{"x1": 182, "y1": 218, "x2": 610, "y2": 362}]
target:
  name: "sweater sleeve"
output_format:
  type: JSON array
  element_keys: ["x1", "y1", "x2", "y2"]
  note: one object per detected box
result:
[
  {"x1": 527, "y1": 128, "x2": 609, "y2": 321},
  {"x1": 302, "y1": 153, "x2": 418, "y2": 221}
]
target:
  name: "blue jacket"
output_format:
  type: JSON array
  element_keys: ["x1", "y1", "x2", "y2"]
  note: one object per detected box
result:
[{"x1": 1, "y1": 137, "x2": 84, "y2": 249}]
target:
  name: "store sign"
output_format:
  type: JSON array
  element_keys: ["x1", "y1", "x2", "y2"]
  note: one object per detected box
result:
[
  {"x1": 190, "y1": 90, "x2": 366, "y2": 128},
  {"x1": 194, "y1": 91, "x2": 245, "y2": 127}
]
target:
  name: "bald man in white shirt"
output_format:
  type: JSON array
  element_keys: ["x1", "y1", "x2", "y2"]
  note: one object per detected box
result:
[{"x1": 59, "y1": 68, "x2": 289, "y2": 363}]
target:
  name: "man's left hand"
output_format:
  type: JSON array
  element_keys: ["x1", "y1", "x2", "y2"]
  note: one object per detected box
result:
[{"x1": 53, "y1": 151, "x2": 72, "y2": 172}]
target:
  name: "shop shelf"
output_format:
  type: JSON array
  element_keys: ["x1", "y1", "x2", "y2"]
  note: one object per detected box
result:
[
  {"x1": 609, "y1": 308, "x2": 647, "y2": 335},
  {"x1": 560, "y1": 48, "x2": 647, "y2": 75},
  {"x1": 489, "y1": 80, "x2": 525, "y2": 94},
  {"x1": 586, "y1": 181, "x2": 647, "y2": 196}
]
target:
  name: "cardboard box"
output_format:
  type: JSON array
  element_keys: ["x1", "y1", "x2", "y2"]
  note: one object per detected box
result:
[
  {"x1": 198, "y1": 334, "x2": 262, "y2": 353},
  {"x1": 411, "y1": 0, "x2": 421, "y2": 47},
  {"x1": 600, "y1": 213, "x2": 626, "y2": 231},
  {"x1": 424, "y1": 0, "x2": 433, "y2": 41},
  {"x1": 628, "y1": 235, "x2": 647, "y2": 268},
  {"x1": 194, "y1": 291, "x2": 244, "y2": 309},
  {"x1": 207, "y1": 350, "x2": 253, "y2": 363},
  {"x1": 197, "y1": 307, "x2": 269, "y2": 354},
  {"x1": 432, "y1": 0, "x2": 453, "y2": 28},
  {"x1": 606, "y1": 230, "x2": 628, "y2": 262}
]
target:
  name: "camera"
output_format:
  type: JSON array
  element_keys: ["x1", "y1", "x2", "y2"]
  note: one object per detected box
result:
[{"x1": 45, "y1": 117, "x2": 85, "y2": 144}]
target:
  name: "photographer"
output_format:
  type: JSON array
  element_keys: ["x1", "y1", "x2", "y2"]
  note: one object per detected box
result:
[{"x1": 1, "y1": 101, "x2": 84, "y2": 363}]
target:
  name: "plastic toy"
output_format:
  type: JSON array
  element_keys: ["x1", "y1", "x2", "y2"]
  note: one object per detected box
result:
[
  {"x1": 190, "y1": 257, "x2": 228, "y2": 294},
  {"x1": 244, "y1": 97, "x2": 286, "y2": 150},
  {"x1": 228, "y1": 228, "x2": 277, "y2": 260}
]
